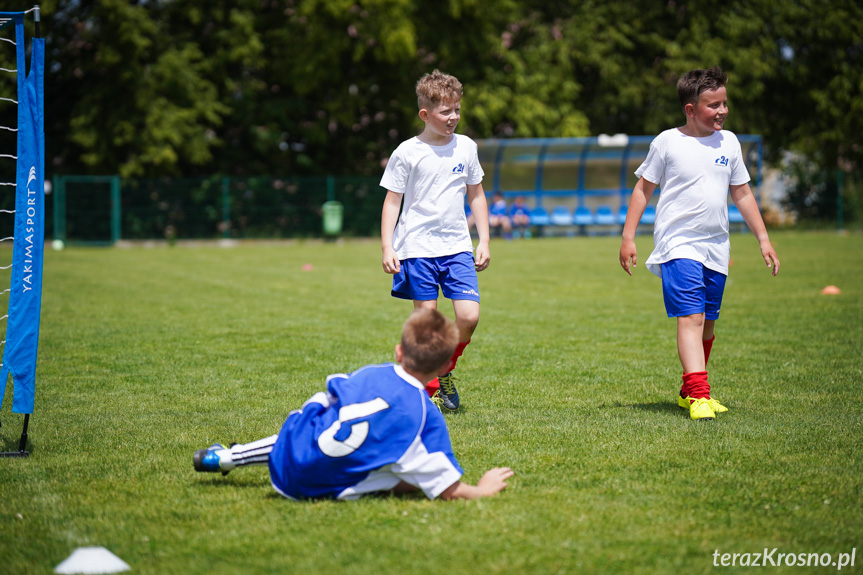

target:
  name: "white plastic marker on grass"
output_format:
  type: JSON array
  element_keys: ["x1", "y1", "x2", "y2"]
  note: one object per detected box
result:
[{"x1": 54, "y1": 547, "x2": 131, "y2": 574}]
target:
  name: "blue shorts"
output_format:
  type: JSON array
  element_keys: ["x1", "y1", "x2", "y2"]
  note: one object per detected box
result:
[
  {"x1": 660, "y1": 259, "x2": 727, "y2": 320},
  {"x1": 391, "y1": 252, "x2": 480, "y2": 302}
]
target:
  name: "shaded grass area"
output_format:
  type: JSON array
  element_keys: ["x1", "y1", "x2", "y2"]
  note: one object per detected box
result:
[{"x1": 1, "y1": 231, "x2": 861, "y2": 574}]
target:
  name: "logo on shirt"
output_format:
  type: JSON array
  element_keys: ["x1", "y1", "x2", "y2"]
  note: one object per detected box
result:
[
  {"x1": 452, "y1": 163, "x2": 465, "y2": 174},
  {"x1": 715, "y1": 156, "x2": 729, "y2": 167}
]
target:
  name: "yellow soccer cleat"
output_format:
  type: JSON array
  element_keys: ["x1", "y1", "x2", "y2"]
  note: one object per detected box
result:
[
  {"x1": 428, "y1": 389, "x2": 444, "y2": 413},
  {"x1": 708, "y1": 398, "x2": 728, "y2": 413},
  {"x1": 679, "y1": 394, "x2": 728, "y2": 413},
  {"x1": 687, "y1": 397, "x2": 716, "y2": 421}
]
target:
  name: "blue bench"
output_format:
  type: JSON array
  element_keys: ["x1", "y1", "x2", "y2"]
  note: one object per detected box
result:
[
  {"x1": 572, "y1": 206, "x2": 593, "y2": 226},
  {"x1": 526, "y1": 204, "x2": 656, "y2": 236},
  {"x1": 618, "y1": 205, "x2": 628, "y2": 225},
  {"x1": 641, "y1": 206, "x2": 656, "y2": 225},
  {"x1": 529, "y1": 206, "x2": 550, "y2": 226},
  {"x1": 594, "y1": 205, "x2": 616, "y2": 226},
  {"x1": 552, "y1": 206, "x2": 575, "y2": 226},
  {"x1": 728, "y1": 205, "x2": 749, "y2": 232}
]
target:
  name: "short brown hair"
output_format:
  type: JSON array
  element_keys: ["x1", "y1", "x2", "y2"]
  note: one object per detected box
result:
[
  {"x1": 677, "y1": 66, "x2": 728, "y2": 111},
  {"x1": 399, "y1": 309, "x2": 459, "y2": 373},
  {"x1": 416, "y1": 70, "x2": 463, "y2": 111}
]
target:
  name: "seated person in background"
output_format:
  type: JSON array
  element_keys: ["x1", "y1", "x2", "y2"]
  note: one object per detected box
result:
[
  {"x1": 488, "y1": 192, "x2": 512, "y2": 239},
  {"x1": 509, "y1": 196, "x2": 531, "y2": 238}
]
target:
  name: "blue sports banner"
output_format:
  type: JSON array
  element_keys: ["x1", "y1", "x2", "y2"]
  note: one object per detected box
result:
[{"x1": 0, "y1": 13, "x2": 44, "y2": 415}]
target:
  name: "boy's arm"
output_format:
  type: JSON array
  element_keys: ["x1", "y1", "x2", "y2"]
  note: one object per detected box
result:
[
  {"x1": 730, "y1": 183, "x2": 780, "y2": 276},
  {"x1": 438, "y1": 467, "x2": 514, "y2": 500},
  {"x1": 381, "y1": 191, "x2": 402, "y2": 274},
  {"x1": 466, "y1": 183, "x2": 490, "y2": 271},
  {"x1": 619, "y1": 177, "x2": 657, "y2": 275}
]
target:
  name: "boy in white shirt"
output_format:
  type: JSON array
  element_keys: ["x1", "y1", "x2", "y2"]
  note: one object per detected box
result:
[
  {"x1": 380, "y1": 70, "x2": 491, "y2": 411},
  {"x1": 619, "y1": 66, "x2": 780, "y2": 421}
]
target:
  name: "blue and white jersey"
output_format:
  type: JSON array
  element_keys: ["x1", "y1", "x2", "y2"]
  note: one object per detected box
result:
[
  {"x1": 268, "y1": 363, "x2": 463, "y2": 500},
  {"x1": 509, "y1": 202, "x2": 530, "y2": 218}
]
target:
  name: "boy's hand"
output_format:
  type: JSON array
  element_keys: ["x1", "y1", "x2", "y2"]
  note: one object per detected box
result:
[
  {"x1": 477, "y1": 467, "x2": 514, "y2": 496},
  {"x1": 382, "y1": 246, "x2": 400, "y2": 274},
  {"x1": 760, "y1": 239, "x2": 780, "y2": 276},
  {"x1": 439, "y1": 467, "x2": 514, "y2": 500},
  {"x1": 475, "y1": 242, "x2": 490, "y2": 272},
  {"x1": 619, "y1": 239, "x2": 638, "y2": 275}
]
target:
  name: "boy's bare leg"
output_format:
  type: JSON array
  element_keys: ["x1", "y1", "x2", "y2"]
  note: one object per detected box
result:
[
  {"x1": 702, "y1": 318, "x2": 716, "y2": 367},
  {"x1": 425, "y1": 299, "x2": 479, "y2": 411},
  {"x1": 703, "y1": 319, "x2": 715, "y2": 342},
  {"x1": 451, "y1": 299, "x2": 479, "y2": 343},
  {"x1": 677, "y1": 313, "x2": 717, "y2": 419},
  {"x1": 414, "y1": 300, "x2": 445, "y2": 396},
  {"x1": 410, "y1": 300, "x2": 477, "y2": 346},
  {"x1": 677, "y1": 313, "x2": 706, "y2": 373}
]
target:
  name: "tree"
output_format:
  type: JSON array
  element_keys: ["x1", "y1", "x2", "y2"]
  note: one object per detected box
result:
[
  {"x1": 35, "y1": 0, "x2": 863, "y2": 187},
  {"x1": 45, "y1": 0, "x2": 235, "y2": 177}
]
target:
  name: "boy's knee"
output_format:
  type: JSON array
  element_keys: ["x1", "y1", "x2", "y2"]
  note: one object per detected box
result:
[
  {"x1": 677, "y1": 313, "x2": 705, "y2": 329},
  {"x1": 455, "y1": 307, "x2": 480, "y2": 329},
  {"x1": 458, "y1": 314, "x2": 479, "y2": 330},
  {"x1": 414, "y1": 300, "x2": 438, "y2": 310}
]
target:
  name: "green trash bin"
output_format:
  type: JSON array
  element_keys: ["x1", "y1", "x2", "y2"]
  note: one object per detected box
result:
[{"x1": 322, "y1": 201, "x2": 344, "y2": 236}]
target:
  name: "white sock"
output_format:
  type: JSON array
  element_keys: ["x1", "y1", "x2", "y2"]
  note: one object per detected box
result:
[{"x1": 220, "y1": 434, "x2": 278, "y2": 470}]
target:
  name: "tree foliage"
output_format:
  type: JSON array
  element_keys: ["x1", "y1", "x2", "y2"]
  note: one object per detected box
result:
[{"x1": 27, "y1": 0, "x2": 863, "y2": 179}]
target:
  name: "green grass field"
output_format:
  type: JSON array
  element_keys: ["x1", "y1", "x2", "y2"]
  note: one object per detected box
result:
[{"x1": 1, "y1": 231, "x2": 861, "y2": 574}]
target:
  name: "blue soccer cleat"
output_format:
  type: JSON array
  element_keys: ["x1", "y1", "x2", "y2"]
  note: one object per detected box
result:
[{"x1": 193, "y1": 443, "x2": 230, "y2": 475}]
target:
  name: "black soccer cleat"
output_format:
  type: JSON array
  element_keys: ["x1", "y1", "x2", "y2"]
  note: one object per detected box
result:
[{"x1": 437, "y1": 372, "x2": 460, "y2": 411}]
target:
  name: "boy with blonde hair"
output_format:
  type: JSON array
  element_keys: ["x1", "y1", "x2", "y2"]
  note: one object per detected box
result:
[
  {"x1": 619, "y1": 66, "x2": 780, "y2": 421},
  {"x1": 380, "y1": 70, "x2": 490, "y2": 411},
  {"x1": 193, "y1": 309, "x2": 513, "y2": 501}
]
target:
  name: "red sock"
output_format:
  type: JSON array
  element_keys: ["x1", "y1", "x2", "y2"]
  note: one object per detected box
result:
[
  {"x1": 443, "y1": 340, "x2": 470, "y2": 374},
  {"x1": 425, "y1": 378, "x2": 440, "y2": 397},
  {"x1": 426, "y1": 341, "x2": 471, "y2": 396},
  {"x1": 682, "y1": 371, "x2": 710, "y2": 400},
  {"x1": 703, "y1": 335, "x2": 715, "y2": 367}
]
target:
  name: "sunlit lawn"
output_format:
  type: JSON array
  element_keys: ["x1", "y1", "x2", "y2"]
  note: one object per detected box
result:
[{"x1": 1, "y1": 231, "x2": 861, "y2": 574}]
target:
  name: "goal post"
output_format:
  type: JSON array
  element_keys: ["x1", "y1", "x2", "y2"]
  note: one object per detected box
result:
[{"x1": 0, "y1": 6, "x2": 44, "y2": 457}]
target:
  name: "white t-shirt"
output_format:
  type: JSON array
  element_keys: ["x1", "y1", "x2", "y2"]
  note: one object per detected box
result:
[
  {"x1": 636, "y1": 129, "x2": 750, "y2": 277},
  {"x1": 380, "y1": 134, "x2": 484, "y2": 259}
]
